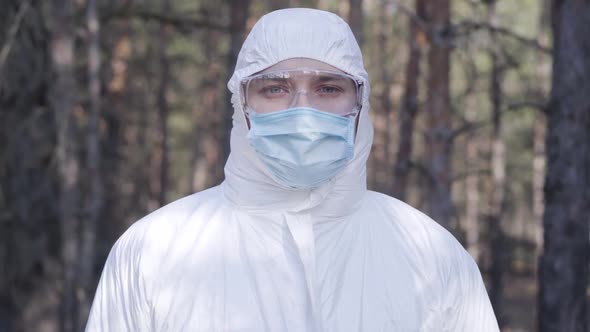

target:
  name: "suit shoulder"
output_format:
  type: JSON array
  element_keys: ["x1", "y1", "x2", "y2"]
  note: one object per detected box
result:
[
  {"x1": 363, "y1": 190, "x2": 472, "y2": 270},
  {"x1": 110, "y1": 186, "x2": 226, "y2": 255}
]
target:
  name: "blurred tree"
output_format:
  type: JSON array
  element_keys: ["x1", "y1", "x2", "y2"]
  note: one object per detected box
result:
[
  {"x1": 78, "y1": 0, "x2": 103, "y2": 326},
  {"x1": 223, "y1": 0, "x2": 250, "y2": 161},
  {"x1": 392, "y1": 0, "x2": 425, "y2": 201},
  {"x1": 152, "y1": 0, "x2": 172, "y2": 207},
  {"x1": 485, "y1": 1, "x2": 507, "y2": 326},
  {"x1": 191, "y1": 3, "x2": 226, "y2": 191},
  {"x1": 462, "y1": 91, "x2": 482, "y2": 263},
  {"x1": 424, "y1": 0, "x2": 453, "y2": 230},
  {"x1": 45, "y1": 0, "x2": 80, "y2": 330},
  {"x1": 290, "y1": 0, "x2": 317, "y2": 7},
  {"x1": 532, "y1": 0, "x2": 551, "y2": 261},
  {"x1": 539, "y1": 0, "x2": 590, "y2": 331},
  {"x1": 103, "y1": 20, "x2": 135, "y2": 236},
  {"x1": 347, "y1": 0, "x2": 363, "y2": 46},
  {"x1": 368, "y1": 0, "x2": 396, "y2": 193},
  {"x1": 0, "y1": 0, "x2": 57, "y2": 330},
  {"x1": 268, "y1": 0, "x2": 290, "y2": 10}
]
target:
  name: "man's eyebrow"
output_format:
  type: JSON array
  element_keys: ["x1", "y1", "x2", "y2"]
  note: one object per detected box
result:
[
  {"x1": 258, "y1": 76, "x2": 289, "y2": 81},
  {"x1": 315, "y1": 75, "x2": 348, "y2": 82},
  {"x1": 250, "y1": 77, "x2": 289, "y2": 86},
  {"x1": 254, "y1": 73, "x2": 349, "y2": 84}
]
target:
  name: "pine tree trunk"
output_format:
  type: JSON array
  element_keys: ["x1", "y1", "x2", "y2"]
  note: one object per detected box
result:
[
  {"x1": 486, "y1": 2, "x2": 507, "y2": 326},
  {"x1": 463, "y1": 101, "x2": 480, "y2": 262},
  {"x1": 78, "y1": 0, "x2": 102, "y2": 327},
  {"x1": 424, "y1": 0, "x2": 453, "y2": 229},
  {"x1": 369, "y1": 0, "x2": 393, "y2": 193},
  {"x1": 532, "y1": 0, "x2": 550, "y2": 265},
  {"x1": 46, "y1": 0, "x2": 80, "y2": 330},
  {"x1": 104, "y1": 24, "x2": 134, "y2": 236},
  {"x1": 347, "y1": 0, "x2": 363, "y2": 46},
  {"x1": 290, "y1": 0, "x2": 317, "y2": 7},
  {"x1": 153, "y1": 0, "x2": 171, "y2": 207},
  {"x1": 1, "y1": 1, "x2": 60, "y2": 330},
  {"x1": 378, "y1": 0, "x2": 393, "y2": 193},
  {"x1": 223, "y1": 0, "x2": 250, "y2": 161},
  {"x1": 539, "y1": 1, "x2": 590, "y2": 331},
  {"x1": 269, "y1": 0, "x2": 289, "y2": 10},
  {"x1": 532, "y1": 114, "x2": 546, "y2": 252},
  {"x1": 392, "y1": 0, "x2": 425, "y2": 201},
  {"x1": 192, "y1": 6, "x2": 224, "y2": 192}
]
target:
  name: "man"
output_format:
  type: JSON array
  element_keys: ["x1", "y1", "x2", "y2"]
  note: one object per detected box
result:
[{"x1": 86, "y1": 8, "x2": 499, "y2": 331}]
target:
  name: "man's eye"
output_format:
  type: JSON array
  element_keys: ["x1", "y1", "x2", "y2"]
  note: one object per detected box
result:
[
  {"x1": 260, "y1": 85, "x2": 288, "y2": 94},
  {"x1": 318, "y1": 86, "x2": 341, "y2": 94},
  {"x1": 268, "y1": 86, "x2": 286, "y2": 94}
]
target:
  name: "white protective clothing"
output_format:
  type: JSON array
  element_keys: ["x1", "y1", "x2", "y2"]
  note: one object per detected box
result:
[{"x1": 86, "y1": 8, "x2": 499, "y2": 332}]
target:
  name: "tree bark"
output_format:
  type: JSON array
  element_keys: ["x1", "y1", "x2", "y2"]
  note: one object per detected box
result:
[
  {"x1": 78, "y1": 0, "x2": 103, "y2": 327},
  {"x1": 532, "y1": 113, "x2": 546, "y2": 251},
  {"x1": 463, "y1": 103, "x2": 480, "y2": 262},
  {"x1": 152, "y1": 0, "x2": 171, "y2": 207},
  {"x1": 0, "y1": 0, "x2": 31, "y2": 70},
  {"x1": 379, "y1": 0, "x2": 394, "y2": 194},
  {"x1": 486, "y1": 2, "x2": 507, "y2": 326},
  {"x1": 347, "y1": 0, "x2": 363, "y2": 47},
  {"x1": 539, "y1": 1, "x2": 590, "y2": 331},
  {"x1": 424, "y1": 0, "x2": 453, "y2": 229},
  {"x1": 223, "y1": 0, "x2": 250, "y2": 162},
  {"x1": 1, "y1": 1, "x2": 61, "y2": 330},
  {"x1": 104, "y1": 23, "x2": 135, "y2": 236},
  {"x1": 368, "y1": 0, "x2": 394, "y2": 193},
  {"x1": 290, "y1": 0, "x2": 317, "y2": 7},
  {"x1": 268, "y1": 0, "x2": 289, "y2": 11},
  {"x1": 46, "y1": 0, "x2": 80, "y2": 330},
  {"x1": 191, "y1": 5, "x2": 224, "y2": 192},
  {"x1": 532, "y1": 0, "x2": 550, "y2": 265},
  {"x1": 392, "y1": 0, "x2": 425, "y2": 201}
]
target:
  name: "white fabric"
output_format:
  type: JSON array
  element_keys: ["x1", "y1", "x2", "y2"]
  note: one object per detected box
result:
[{"x1": 86, "y1": 8, "x2": 499, "y2": 332}]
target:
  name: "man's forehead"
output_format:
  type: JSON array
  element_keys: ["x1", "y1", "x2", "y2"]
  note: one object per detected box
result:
[
  {"x1": 260, "y1": 58, "x2": 346, "y2": 74},
  {"x1": 255, "y1": 71, "x2": 351, "y2": 82}
]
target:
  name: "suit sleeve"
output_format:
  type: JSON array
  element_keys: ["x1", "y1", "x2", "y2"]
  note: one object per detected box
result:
[
  {"x1": 443, "y1": 248, "x2": 500, "y2": 332},
  {"x1": 85, "y1": 222, "x2": 152, "y2": 332}
]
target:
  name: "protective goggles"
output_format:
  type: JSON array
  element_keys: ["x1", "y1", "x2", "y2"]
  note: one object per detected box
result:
[{"x1": 241, "y1": 68, "x2": 364, "y2": 117}]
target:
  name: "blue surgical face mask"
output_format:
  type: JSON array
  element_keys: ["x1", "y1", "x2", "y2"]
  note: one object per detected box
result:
[{"x1": 247, "y1": 107, "x2": 356, "y2": 189}]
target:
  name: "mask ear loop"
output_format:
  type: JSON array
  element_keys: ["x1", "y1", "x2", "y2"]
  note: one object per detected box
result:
[
  {"x1": 239, "y1": 79, "x2": 253, "y2": 130},
  {"x1": 352, "y1": 79, "x2": 365, "y2": 142},
  {"x1": 341, "y1": 79, "x2": 364, "y2": 117}
]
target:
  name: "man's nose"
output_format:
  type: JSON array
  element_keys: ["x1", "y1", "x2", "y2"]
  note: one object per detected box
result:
[{"x1": 289, "y1": 91, "x2": 312, "y2": 108}]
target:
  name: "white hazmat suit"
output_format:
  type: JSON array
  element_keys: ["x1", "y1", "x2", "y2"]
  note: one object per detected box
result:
[{"x1": 86, "y1": 8, "x2": 500, "y2": 332}]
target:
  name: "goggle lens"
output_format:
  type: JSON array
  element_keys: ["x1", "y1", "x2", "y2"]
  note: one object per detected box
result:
[{"x1": 241, "y1": 69, "x2": 362, "y2": 116}]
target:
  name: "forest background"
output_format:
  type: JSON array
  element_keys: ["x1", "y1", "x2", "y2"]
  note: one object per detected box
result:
[{"x1": 1, "y1": 0, "x2": 589, "y2": 331}]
